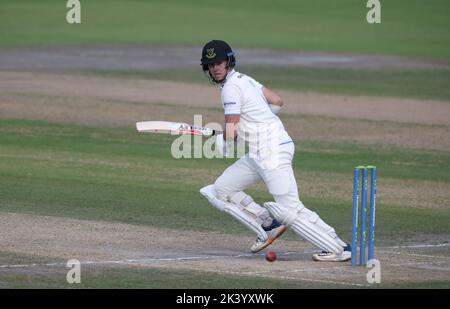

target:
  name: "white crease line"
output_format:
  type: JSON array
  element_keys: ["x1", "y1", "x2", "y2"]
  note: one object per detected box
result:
[
  {"x1": 378, "y1": 250, "x2": 450, "y2": 259},
  {"x1": 0, "y1": 256, "x2": 369, "y2": 287},
  {"x1": 0, "y1": 262, "x2": 63, "y2": 268},
  {"x1": 0, "y1": 253, "x2": 261, "y2": 269},
  {"x1": 0, "y1": 257, "x2": 445, "y2": 287},
  {"x1": 383, "y1": 243, "x2": 450, "y2": 249},
  {"x1": 296, "y1": 243, "x2": 449, "y2": 254},
  {"x1": 390, "y1": 260, "x2": 450, "y2": 267},
  {"x1": 11, "y1": 263, "x2": 365, "y2": 288},
  {"x1": 1, "y1": 242, "x2": 448, "y2": 269},
  {"x1": 411, "y1": 265, "x2": 450, "y2": 272}
]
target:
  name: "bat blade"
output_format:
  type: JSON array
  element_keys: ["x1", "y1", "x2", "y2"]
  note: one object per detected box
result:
[
  {"x1": 136, "y1": 121, "x2": 178, "y2": 134},
  {"x1": 136, "y1": 121, "x2": 220, "y2": 136}
]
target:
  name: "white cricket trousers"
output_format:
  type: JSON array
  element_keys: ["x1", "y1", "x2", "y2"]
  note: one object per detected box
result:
[
  {"x1": 214, "y1": 142, "x2": 303, "y2": 211},
  {"x1": 214, "y1": 142, "x2": 347, "y2": 253}
]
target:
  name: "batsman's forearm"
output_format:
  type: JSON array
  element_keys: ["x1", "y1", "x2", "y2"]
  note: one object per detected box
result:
[
  {"x1": 263, "y1": 87, "x2": 283, "y2": 106},
  {"x1": 224, "y1": 122, "x2": 238, "y2": 141}
]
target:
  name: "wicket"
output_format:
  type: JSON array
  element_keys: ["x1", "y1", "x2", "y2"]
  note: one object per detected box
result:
[{"x1": 351, "y1": 165, "x2": 377, "y2": 266}]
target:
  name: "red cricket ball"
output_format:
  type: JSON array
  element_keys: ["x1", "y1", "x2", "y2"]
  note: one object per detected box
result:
[{"x1": 265, "y1": 250, "x2": 277, "y2": 262}]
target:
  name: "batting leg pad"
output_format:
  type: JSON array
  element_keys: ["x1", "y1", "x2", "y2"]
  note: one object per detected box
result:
[
  {"x1": 228, "y1": 191, "x2": 272, "y2": 226},
  {"x1": 200, "y1": 184, "x2": 227, "y2": 211},
  {"x1": 200, "y1": 185, "x2": 268, "y2": 241},
  {"x1": 264, "y1": 202, "x2": 343, "y2": 254}
]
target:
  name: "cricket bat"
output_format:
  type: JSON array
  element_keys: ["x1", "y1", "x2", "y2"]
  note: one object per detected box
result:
[{"x1": 136, "y1": 121, "x2": 222, "y2": 136}]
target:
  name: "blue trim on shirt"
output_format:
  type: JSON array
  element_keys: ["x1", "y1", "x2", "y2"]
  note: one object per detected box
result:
[
  {"x1": 279, "y1": 140, "x2": 293, "y2": 146},
  {"x1": 224, "y1": 113, "x2": 241, "y2": 116}
]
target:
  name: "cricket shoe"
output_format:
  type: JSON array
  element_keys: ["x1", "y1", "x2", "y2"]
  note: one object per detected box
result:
[
  {"x1": 312, "y1": 244, "x2": 352, "y2": 262},
  {"x1": 250, "y1": 220, "x2": 286, "y2": 253}
]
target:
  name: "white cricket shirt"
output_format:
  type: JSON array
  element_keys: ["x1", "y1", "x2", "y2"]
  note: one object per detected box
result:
[{"x1": 220, "y1": 70, "x2": 292, "y2": 159}]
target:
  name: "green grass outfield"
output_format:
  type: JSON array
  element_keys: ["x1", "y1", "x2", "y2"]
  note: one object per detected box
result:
[
  {"x1": 1, "y1": 119, "x2": 449, "y2": 243},
  {"x1": 3, "y1": 0, "x2": 449, "y2": 102},
  {"x1": 1, "y1": 0, "x2": 450, "y2": 59}
]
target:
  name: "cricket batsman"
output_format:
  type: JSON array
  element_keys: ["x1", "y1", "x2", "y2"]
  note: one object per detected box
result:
[{"x1": 199, "y1": 40, "x2": 351, "y2": 262}]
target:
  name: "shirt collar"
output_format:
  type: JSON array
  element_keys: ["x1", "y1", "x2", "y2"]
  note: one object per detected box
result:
[{"x1": 221, "y1": 69, "x2": 236, "y2": 85}]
